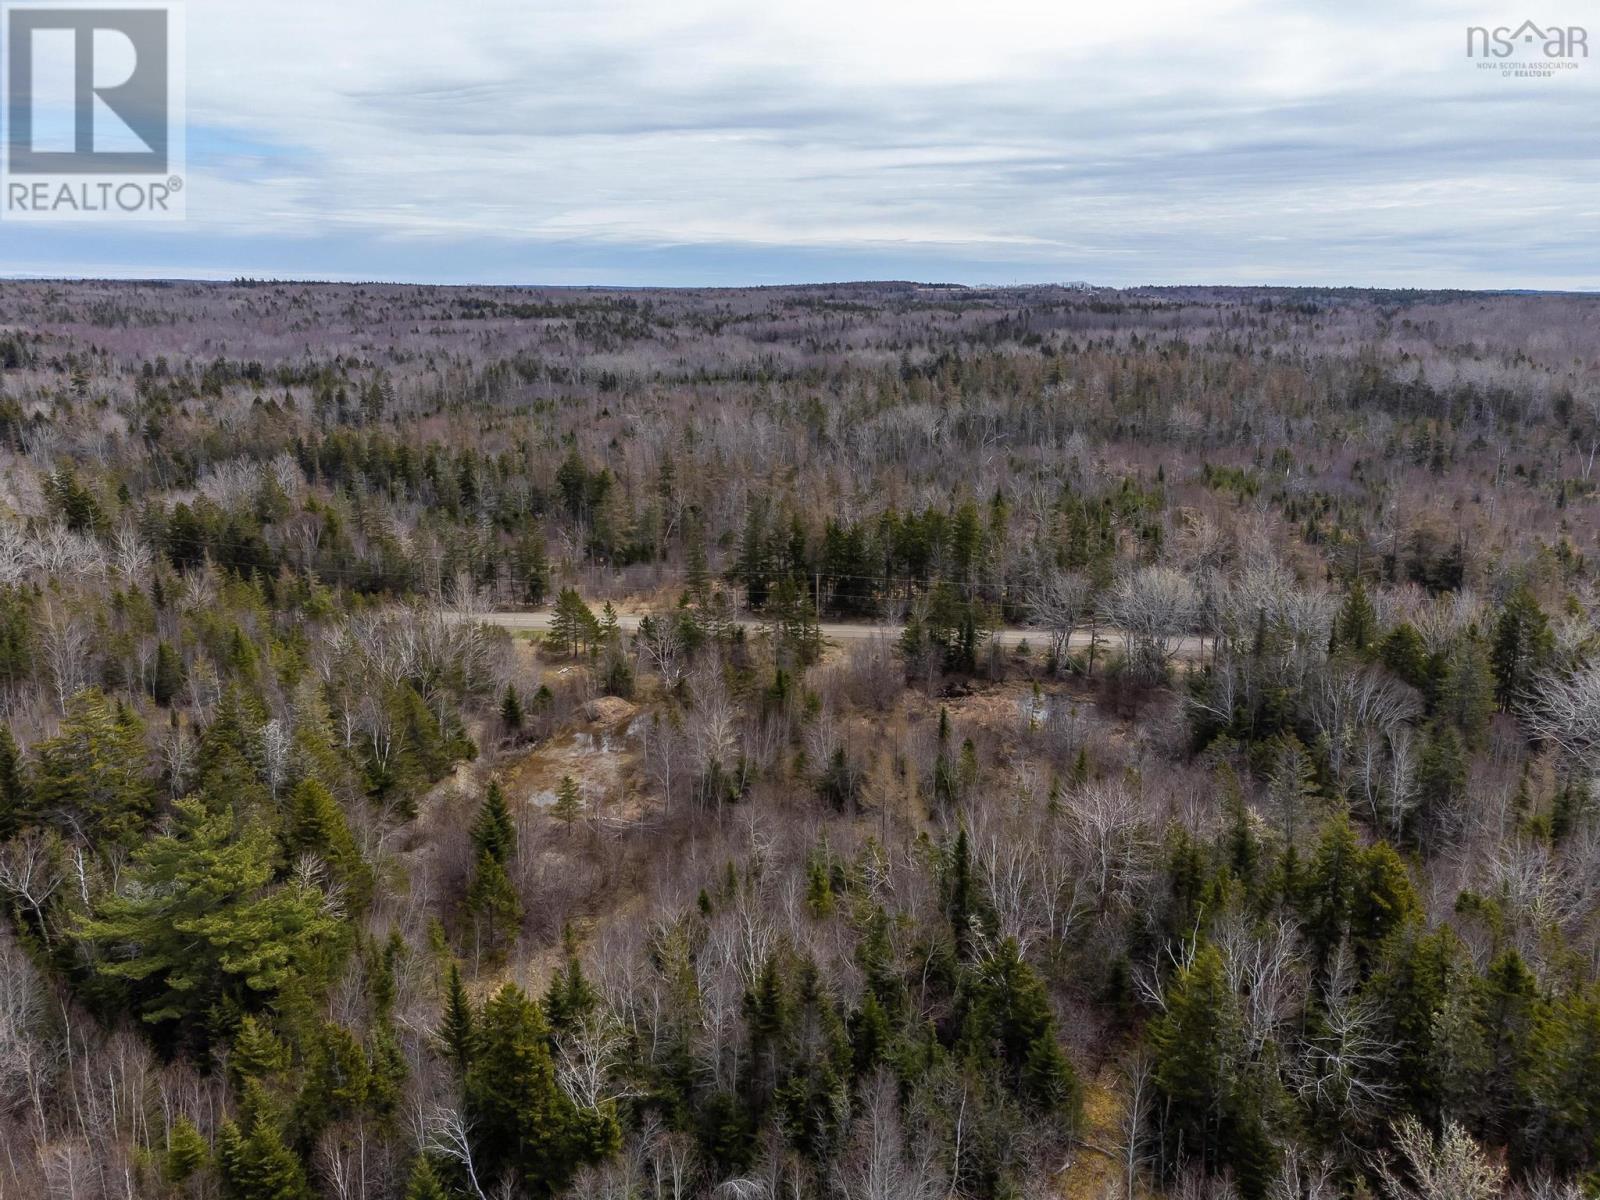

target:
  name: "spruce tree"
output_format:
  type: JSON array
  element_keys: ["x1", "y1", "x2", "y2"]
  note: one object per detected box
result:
[
  {"x1": 284, "y1": 778, "x2": 373, "y2": 912},
  {"x1": 470, "y1": 782, "x2": 516, "y2": 864},
  {"x1": 32, "y1": 687, "x2": 155, "y2": 844},
  {"x1": 465, "y1": 851, "x2": 522, "y2": 961},
  {"x1": 153, "y1": 639, "x2": 186, "y2": 706},
  {"x1": 438, "y1": 961, "x2": 477, "y2": 1075},
  {"x1": 1334, "y1": 577, "x2": 1378, "y2": 654},
  {"x1": 404, "y1": 1157, "x2": 451, "y2": 1200},
  {"x1": 544, "y1": 949, "x2": 598, "y2": 1035},
  {"x1": 500, "y1": 683, "x2": 524, "y2": 734},
  {"x1": 164, "y1": 1114, "x2": 209, "y2": 1186},
  {"x1": 217, "y1": 1083, "x2": 311, "y2": 1200},
  {"x1": 0, "y1": 725, "x2": 30, "y2": 838},
  {"x1": 1490, "y1": 584, "x2": 1553, "y2": 711},
  {"x1": 552, "y1": 774, "x2": 581, "y2": 836},
  {"x1": 1151, "y1": 943, "x2": 1240, "y2": 1178},
  {"x1": 465, "y1": 982, "x2": 619, "y2": 1195}
]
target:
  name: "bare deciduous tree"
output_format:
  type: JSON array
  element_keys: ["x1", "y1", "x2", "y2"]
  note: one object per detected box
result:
[
  {"x1": 1376, "y1": 1117, "x2": 1506, "y2": 1200},
  {"x1": 1100, "y1": 566, "x2": 1199, "y2": 679}
]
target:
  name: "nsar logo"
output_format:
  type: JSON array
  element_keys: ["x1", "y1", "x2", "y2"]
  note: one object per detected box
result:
[{"x1": 1466, "y1": 20, "x2": 1587, "y2": 77}]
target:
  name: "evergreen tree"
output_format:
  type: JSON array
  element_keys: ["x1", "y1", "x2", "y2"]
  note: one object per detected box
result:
[
  {"x1": 77, "y1": 799, "x2": 340, "y2": 1030},
  {"x1": 366, "y1": 1023, "x2": 408, "y2": 1121},
  {"x1": 945, "y1": 823, "x2": 977, "y2": 957},
  {"x1": 500, "y1": 683, "x2": 524, "y2": 734},
  {"x1": 1416, "y1": 722, "x2": 1468, "y2": 839},
  {"x1": 1523, "y1": 987, "x2": 1600, "y2": 1174},
  {"x1": 1438, "y1": 636, "x2": 1496, "y2": 739},
  {"x1": 296, "y1": 1021, "x2": 371, "y2": 1140},
  {"x1": 33, "y1": 687, "x2": 155, "y2": 844},
  {"x1": 404, "y1": 1157, "x2": 452, "y2": 1200},
  {"x1": 470, "y1": 783, "x2": 516, "y2": 864},
  {"x1": 1469, "y1": 949, "x2": 1537, "y2": 1143},
  {"x1": 1151, "y1": 941, "x2": 1278, "y2": 1194},
  {"x1": 969, "y1": 938, "x2": 1082, "y2": 1119},
  {"x1": 1267, "y1": 733, "x2": 1318, "y2": 847},
  {"x1": 465, "y1": 982, "x2": 619, "y2": 1195},
  {"x1": 231, "y1": 1014, "x2": 292, "y2": 1084},
  {"x1": 438, "y1": 961, "x2": 477, "y2": 1075},
  {"x1": 549, "y1": 588, "x2": 599, "y2": 657},
  {"x1": 1334, "y1": 577, "x2": 1378, "y2": 654},
  {"x1": 153, "y1": 639, "x2": 186, "y2": 706},
  {"x1": 1380, "y1": 622, "x2": 1431, "y2": 691},
  {"x1": 284, "y1": 778, "x2": 373, "y2": 912},
  {"x1": 217, "y1": 1083, "x2": 311, "y2": 1200},
  {"x1": 164, "y1": 1113, "x2": 209, "y2": 1186},
  {"x1": 1367, "y1": 924, "x2": 1466, "y2": 1121},
  {"x1": 465, "y1": 851, "x2": 522, "y2": 961},
  {"x1": 514, "y1": 529, "x2": 550, "y2": 607},
  {"x1": 0, "y1": 725, "x2": 31, "y2": 838},
  {"x1": 1490, "y1": 584, "x2": 1553, "y2": 711},
  {"x1": 544, "y1": 948, "x2": 598, "y2": 1035},
  {"x1": 552, "y1": 774, "x2": 582, "y2": 836}
]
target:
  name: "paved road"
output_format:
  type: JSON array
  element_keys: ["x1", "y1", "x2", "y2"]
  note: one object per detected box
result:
[{"x1": 455, "y1": 610, "x2": 1209, "y2": 661}]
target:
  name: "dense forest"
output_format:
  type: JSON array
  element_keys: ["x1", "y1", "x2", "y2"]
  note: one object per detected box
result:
[{"x1": 0, "y1": 279, "x2": 1598, "y2": 1200}]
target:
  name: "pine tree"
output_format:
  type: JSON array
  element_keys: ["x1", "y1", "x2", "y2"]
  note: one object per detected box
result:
[{"x1": 77, "y1": 799, "x2": 339, "y2": 1030}]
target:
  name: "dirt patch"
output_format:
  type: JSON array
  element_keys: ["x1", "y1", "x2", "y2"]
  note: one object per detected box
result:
[
  {"x1": 1058, "y1": 1066, "x2": 1142, "y2": 1199},
  {"x1": 495, "y1": 712, "x2": 647, "y2": 825},
  {"x1": 584, "y1": 695, "x2": 637, "y2": 726}
]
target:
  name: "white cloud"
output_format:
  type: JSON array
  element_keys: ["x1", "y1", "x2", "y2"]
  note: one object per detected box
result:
[{"x1": 9, "y1": 0, "x2": 1600, "y2": 285}]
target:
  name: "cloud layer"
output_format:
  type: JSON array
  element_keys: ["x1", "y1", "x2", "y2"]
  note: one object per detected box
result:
[{"x1": 5, "y1": 0, "x2": 1598, "y2": 287}]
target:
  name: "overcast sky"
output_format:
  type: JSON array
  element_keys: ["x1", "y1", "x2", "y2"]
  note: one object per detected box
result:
[{"x1": 5, "y1": 0, "x2": 1599, "y2": 288}]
